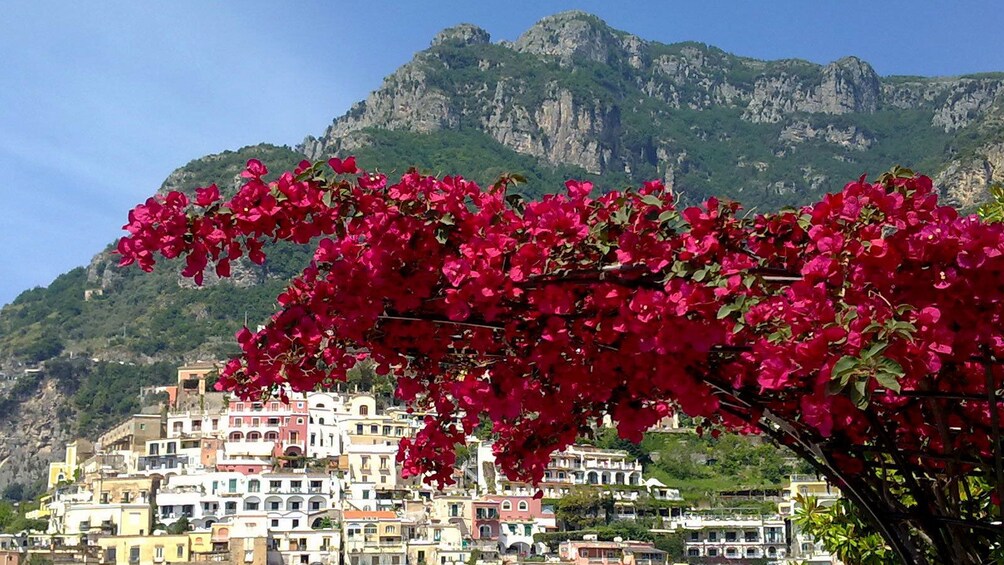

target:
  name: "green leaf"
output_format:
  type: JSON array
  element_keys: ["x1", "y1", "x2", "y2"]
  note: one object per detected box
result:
[
  {"x1": 831, "y1": 356, "x2": 858, "y2": 380},
  {"x1": 439, "y1": 214, "x2": 455, "y2": 226},
  {"x1": 716, "y1": 304, "x2": 735, "y2": 319},
  {"x1": 851, "y1": 379, "x2": 869, "y2": 408},
  {"x1": 860, "y1": 342, "x2": 887, "y2": 360},
  {"x1": 640, "y1": 194, "x2": 663, "y2": 207},
  {"x1": 874, "y1": 371, "x2": 902, "y2": 393}
]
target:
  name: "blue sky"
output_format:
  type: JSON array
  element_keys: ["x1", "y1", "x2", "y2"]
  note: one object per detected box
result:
[{"x1": 2, "y1": 1, "x2": 1003, "y2": 306}]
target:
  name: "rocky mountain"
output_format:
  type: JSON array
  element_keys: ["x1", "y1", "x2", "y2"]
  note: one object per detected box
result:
[
  {"x1": 2, "y1": 10, "x2": 1004, "y2": 494},
  {"x1": 304, "y1": 11, "x2": 1004, "y2": 207}
]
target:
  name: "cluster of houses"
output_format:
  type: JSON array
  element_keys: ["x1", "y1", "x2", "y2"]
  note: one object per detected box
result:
[{"x1": 0, "y1": 363, "x2": 841, "y2": 564}]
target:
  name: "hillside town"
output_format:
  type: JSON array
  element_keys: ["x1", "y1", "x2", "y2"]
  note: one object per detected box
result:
[{"x1": 0, "y1": 363, "x2": 841, "y2": 565}]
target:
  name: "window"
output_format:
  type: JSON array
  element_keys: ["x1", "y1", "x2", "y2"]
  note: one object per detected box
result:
[
  {"x1": 359, "y1": 405, "x2": 369, "y2": 416},
  {"x1": 383, "y1": 426, "x2": 391, "y2": 436},
  {"x1": 689, "y1": 532, "x2": 699, "y2": 541},
  {"x1": 154, "y1": 546, "x2": 164, "y2": 559},
  {"x1": 371, "y1": 557, "x2": 379, "y2": 565},
  {"x1": 122, "y1": 492, "x2": 132, "y2": 503},
  {"x1": 271, "y1": 519, "x2": 279, "y2": 528},
  {"x1": 686, "y1": 549, "x2": 699, "y2": 557},
  {"x1": 517, "y1": 501, "x2": 528, "y2": 511},
  {"x1": 356, "y1": 424, "x2": 364, "y2": 435},
  {"x1": 292, "y1": 519, "x2": 299, "y2": 528},
  {"x1": 524, "y1": 525, "x2": 532, "y2": 536},
  {"x1": 311, "y1": 500, "x2": 322, "y2": 511},
  {"x1": 391, "y1": 557, "x2": 400, "y2": 565},
  {"x1": 177, "y1": 545, "x2": 185, "y2": 558},
  {"x1": 434, "y1": 529, "x2": 441, "y2": 541},
  {"x1": 310, "y1": 480, "x2": 323, "y2": 492},
  {"x1": 725, "y1": 548, "x2": 737, "y2": 557},
  {"x1": 140, "y1": 423, "x2": 146, "y2": 430},
  {"x1": 450, "y1": 504, "x2": 460, "y2": 517},
  {"x1": 746, "y1": 548, "x2": 758, "y2": 557},
  {"x1": 363, "y1": 491, "x2": 370, "y2": 499},
  {"x1": 707, "y1": 548, "x2": 718, "y2": 557},
  {"x1": 249, "y1": 480, "x2": 260, "y2": 492},
  {"x1": 129, "y1": 546, "x2": 140, "y2": 564},
  {"x1": 270, "y1": 481, "x2": 282, "y2": 493},
  {"x1": 725, "y1": 531, "x2": 737, "y2": 542},
  {"x1": 708, "y1": 531, "x2": 717, "y2": 542},
  {"x1": 229, "y1": 478, "x2": 238, "y2": 493},
  {"x1": 370, "y1": 425, "x2": 378, "y2": 434},
  {"x1": 501, "y1": 501, "x2": 512, "y2": 511},
  {"x1": 290, "y1": 481, "x2": 302, "y2": 492},
  {"x1": 289, "y1": 501, "x2": 301, "y2": 511},
  {"x1": 269, "y1": 501, "x2": 281, "y2": 511}
]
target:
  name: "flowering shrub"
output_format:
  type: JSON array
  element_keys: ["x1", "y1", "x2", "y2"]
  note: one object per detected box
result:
[{"x1": 119, "y1": 159, "x2": 1004, "y2": 500}]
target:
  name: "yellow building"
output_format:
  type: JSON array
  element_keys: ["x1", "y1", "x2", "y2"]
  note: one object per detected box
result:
[
  {"x1": 777, "y1": 474, "x2": 839, "y2": 517},
  {"x1": 96, "y1": 534, "x2": 190, "y2": 564},
  {"x1": 46, "y1": 439, "x2": 94, "y2": 490}
]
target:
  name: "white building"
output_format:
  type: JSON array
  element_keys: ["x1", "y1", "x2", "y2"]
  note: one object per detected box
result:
[{"x1": 671, "y1": 514, "x2": 787, "y2": 561}]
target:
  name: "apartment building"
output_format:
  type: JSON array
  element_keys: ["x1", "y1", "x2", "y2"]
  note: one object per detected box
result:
[
  {"x1": 672, "y1": 513, "x2": 787, "y2": 561},
  {"x1": 558, "y1": 539, "x2": 667, "y2": 565},
  {"x1": 778, "y1": 474, "x2": 842, "y2": 564}
]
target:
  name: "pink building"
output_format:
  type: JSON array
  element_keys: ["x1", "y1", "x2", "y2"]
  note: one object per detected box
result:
[
  {"x1": 472, "y1": 500, "x2": 501, "y2": 540},
  {"x1": 559, "y1": 541, "x2": 666, "y2": 565},
  {"x1": 219, "y1": 397, "x2": 309, "y2": 474}
]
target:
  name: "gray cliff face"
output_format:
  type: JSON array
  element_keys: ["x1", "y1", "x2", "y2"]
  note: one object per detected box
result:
[
  {"x1": 0, "y1": 378, "x2": 74, "y2": 494},
  {"x1": 936, "y1": 142, "x2": 1004, "y2": 208},
  {"x1": 743, "y1": 57, "x2": 881, "y2": 123},
  {"x1": 511, "y1": 11, "x2": 616, "y2": 66}
]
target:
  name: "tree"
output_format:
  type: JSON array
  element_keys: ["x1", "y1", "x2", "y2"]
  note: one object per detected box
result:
[
  {"x1": 119, "y1": 158, "x2": 1004, "y2": 564},
  {"x1": 3, "y1": 483, "x2": 25, "y2": 502},
  {"x1": 166, "y1": 516, "x2": 190, "y2": 535},
  {"x1": 794, "y1": 495, "x2": 892, "y2": 565}
]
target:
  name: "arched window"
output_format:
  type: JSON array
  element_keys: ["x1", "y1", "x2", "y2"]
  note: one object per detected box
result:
[
  {"x1": 319, "y1": 417, "x2": 325, "y2": 425},
  {"x1": 359, "y1": 405, "x2": 369, "y2": 416},
  {"x1": 364, "y1": 524, "x2": 377, "y2": 535},
  {"x1": 265, "y1": 431, "x2": 279, "y2": 441},
  {"x1": 518, "y1": 501, "x2": 528, "y2": 512},
  {"x1": 479, "y1": 525, "x2": 492, "y2": 538},
  {"x1": 247, "y1": 432, "x2": 262, "y2": 442},
  {"x1": 229, "y1": 432, "x2": 243, "y2": 442},
  {"x1": 501, "y1": 501, "x2": 512, "y2": 511}
]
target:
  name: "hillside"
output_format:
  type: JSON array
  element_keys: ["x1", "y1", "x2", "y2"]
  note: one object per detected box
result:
[{"x1": 2, "y1": 10, "x2": 1004, "y2": 492}]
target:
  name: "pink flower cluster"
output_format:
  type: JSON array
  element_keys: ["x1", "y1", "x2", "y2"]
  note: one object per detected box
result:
[{"x1": 119, "y1": 160, "x2": 1004, "y2": 489}]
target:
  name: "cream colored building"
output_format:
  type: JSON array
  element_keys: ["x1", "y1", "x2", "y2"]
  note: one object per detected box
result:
[{"x1": 96, "y1": 533, "x2": 190, "y2": 564}]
